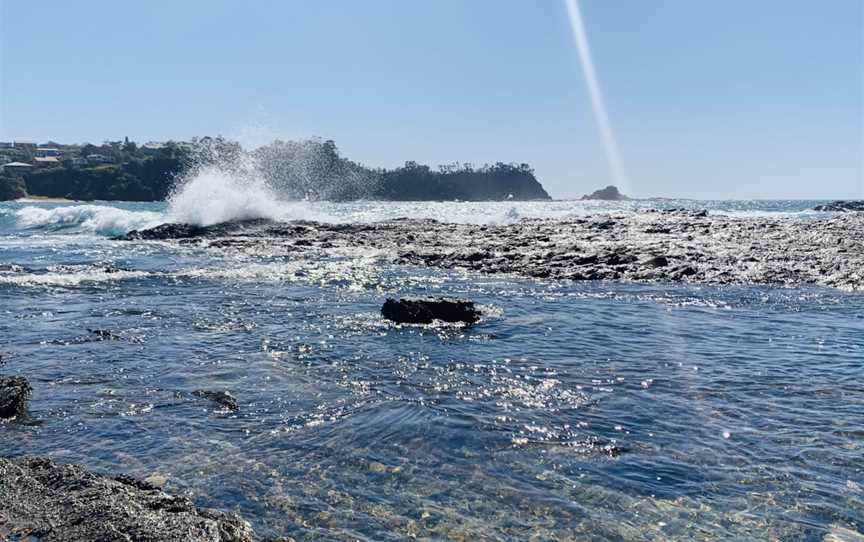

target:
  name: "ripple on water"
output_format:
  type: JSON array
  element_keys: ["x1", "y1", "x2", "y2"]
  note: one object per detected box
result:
[{"x1": 0, "y1": 245, "x2": 862, "y2": 540}]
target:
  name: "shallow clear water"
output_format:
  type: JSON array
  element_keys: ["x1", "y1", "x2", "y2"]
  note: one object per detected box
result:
[{"x1": 1, "y1": 200, "x2": 862, "y2": 540}]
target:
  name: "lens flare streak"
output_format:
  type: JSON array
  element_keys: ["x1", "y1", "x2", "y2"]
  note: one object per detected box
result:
[{"x1": 564, "y1": 0, "x2": 630, "y2": 193}]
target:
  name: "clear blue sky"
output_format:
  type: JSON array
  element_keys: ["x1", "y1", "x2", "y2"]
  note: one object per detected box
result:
[{"x1": 1, "y1": 0, "x2": 861, "y2": 199}]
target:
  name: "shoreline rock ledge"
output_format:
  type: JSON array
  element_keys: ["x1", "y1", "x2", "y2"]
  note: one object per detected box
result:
[{"x1": 0, "y1": 456, "x2": 255, "y2": 541}]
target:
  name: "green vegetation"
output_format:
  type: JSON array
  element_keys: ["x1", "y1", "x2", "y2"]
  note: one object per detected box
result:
[
  {"x1": 1, "y1": 137, "x2": 550, "y2": 202},
  {"x1": 0, "y1": 176, "x2": 27, "y2": 200}
]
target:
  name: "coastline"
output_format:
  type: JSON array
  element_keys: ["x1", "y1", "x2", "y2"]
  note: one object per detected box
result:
[{"x1": 117, "y1": 210, "x2": 864, "y2": 291}]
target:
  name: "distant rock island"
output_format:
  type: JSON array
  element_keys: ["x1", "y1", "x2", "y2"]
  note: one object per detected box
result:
[
  {"x1": 0, "y1": 137, "x2": 550, "y2": 202},
  {"x1": 581, "y1": 185, "x2": 630, "y2": 201}
]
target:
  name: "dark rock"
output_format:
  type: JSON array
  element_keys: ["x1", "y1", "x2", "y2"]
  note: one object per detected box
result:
[
  {"x1": 813, "y1": 200, "x2": 864, "y2": 212},
  {"x1": 574, "y1": 254, "x2": 599, "y2": 266},
  {"x1": 0, "y1": 456, "x2": 255, "y2": 541},
  {"x1": 645, "y1": 255, "x2": 670, "y2": 268},
  {"x1": 581, "y1": 185, "x2": 630, "y2": 201},
  {"x1": 114, "y1": 222, "x2": 207, "y2": 241},
  {"x1": 113, "y1": 219, "x2": 277, "y2": 241},
  {"x1": 0, "y1": 376, "x2": 31, "y2": 420},
  {"x1": 193, "y1": 390, "x2": 239, "y2": 411},
  {"x1": 88, "y1": 328, "x2": 119, "y2": 341},
  {"x1": 645, "y1": 226, "x2": 671, "y2": 234},
  {"x1": 604, "y1": 251, "x2": 638, "y2": 265},
  {"x1": 382, "y1": 298, "x2": 481, "y2": 325},
  {"x1": 593, "y1": 219, "x2": 616, "y2": 230},
  {"x1": 675, "y1": 265, "x2": 698, "y2": 278}
]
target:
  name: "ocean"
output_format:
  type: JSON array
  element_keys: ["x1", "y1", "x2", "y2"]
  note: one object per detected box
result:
[{"x1": 1, "y1": 198, "x2": 862, "y2": 540}]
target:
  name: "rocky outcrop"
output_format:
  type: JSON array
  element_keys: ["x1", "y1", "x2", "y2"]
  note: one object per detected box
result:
[
  {"x1": 382, "y1": 298, "x2": 481, "y2": 325},
  {"x1": 193, "y1": 390, "x2": 239, "y2": 411},
  {"x1": 0, "y1": 376, "x2": 31, "y2": 420},
  {"x1": 114, "y1": 212, "x2": 864, "y2": 291},
  {"x1": 0, "y1": 456, "x2": 255, "y2": 542},
  {"x1": 813, "y1": 200, "x2": 864, "y2": 212},
  {"x1": 581, "y1": 185, "x2": 629, "y2": 201}
]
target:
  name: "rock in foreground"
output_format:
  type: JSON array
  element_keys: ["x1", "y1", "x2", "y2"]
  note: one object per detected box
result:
[
  {"x1": 382, "y1": 298, "x2": 481, "y2": 325},
  {"x1": 0, "y1": 456, "x2": 255, "y2": 542},
  {"x1": 813, "y1": 200, "x2": 864, "y2": 212},
  {"x1": 0, "y1": 376, "x2": 31, "y2": 420}
]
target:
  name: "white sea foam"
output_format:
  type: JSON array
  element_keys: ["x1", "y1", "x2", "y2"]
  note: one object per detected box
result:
[
  {"x1": 166, "y1": 165, "x2": 331, "y2": 226},
  {"x1": 0, "y1": 268, "x2": 150, "y2": 287},
  {"x1": 14, "y1": 205, "x2": 164, "y2": 236}
]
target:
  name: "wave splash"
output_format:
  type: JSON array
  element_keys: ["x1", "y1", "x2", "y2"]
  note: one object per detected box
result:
[
  {"x1": 12, "y1": 205, "x2": 164, "y2": 236},
  {"x1": 165, "y1": 143, "x2": 333, "y2": 227}
]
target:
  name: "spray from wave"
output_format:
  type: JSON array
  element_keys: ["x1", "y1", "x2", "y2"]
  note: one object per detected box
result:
[{"x1": 164, "y1": 137, "x2": 356, "y2": 226}]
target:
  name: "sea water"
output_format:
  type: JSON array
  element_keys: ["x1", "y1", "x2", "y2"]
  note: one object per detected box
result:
[{"x1": 0, "y1": 197, "x2": 861, "y2": 540}]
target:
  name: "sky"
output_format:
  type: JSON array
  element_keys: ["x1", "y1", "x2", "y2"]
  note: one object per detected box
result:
[{"x1": 1, "y1": 0, "x2": 861, "y2": 199}]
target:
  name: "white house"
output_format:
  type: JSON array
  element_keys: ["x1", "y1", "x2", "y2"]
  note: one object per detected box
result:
[
  {"x1": 1, "y1": 162, "x2": 34, "y2": 175},
  {"x1": 33, "y1": 156, "x2": 60, "y2": 167},
  {"x1": 35, "y1": 148, "x2": 61, "y2": 158}
]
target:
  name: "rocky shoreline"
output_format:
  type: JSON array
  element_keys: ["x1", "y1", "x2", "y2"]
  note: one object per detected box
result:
[
  {"x1": 0, "y1": 456, "x2": 256, "y2": 542},
  {"x1": 117, "y1": 211, "x2": 864, "y2": 291}
]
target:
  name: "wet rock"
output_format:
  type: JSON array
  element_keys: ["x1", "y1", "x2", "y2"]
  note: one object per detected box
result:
[
  {"x1": 88, "y1": 328, "x2": 119, "y2": 340},
  {"x1": 0, "y1": 376, "x2": 31, "y2": 420},
  {"x1": 193, "y1": 390, "x2": 239, "y2": 411},
  {"x1": 813, "y1": 200, "x2": 864, "y2": 212},
  {"x1": 114, "y1": 222, "x2": 208, "y2": 241},
  {"x1": 382, "y1": 298, "x2": 481, "y2": 325},
  {"x1": 115, "y1": 213, "x2": 864, "y2": 290},
  {"x1": 0, "y1": 456, "x2": 255, "y2": 541},
  {"x1": 645, "y1": 255, "x2": 670, "y2": 268}
]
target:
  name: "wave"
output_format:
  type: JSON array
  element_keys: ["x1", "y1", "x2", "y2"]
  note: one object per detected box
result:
[
  {"x1": 0, "y1": 267, "x2": 151, "y2": 287},
  {"x1": 11, "y1": 205, "x2": 165, "y2": 236},
  {"x1": 166, "y1": 165, "x2": 333, "y2": 226}
]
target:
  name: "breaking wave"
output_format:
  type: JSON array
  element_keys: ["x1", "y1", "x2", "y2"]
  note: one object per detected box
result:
[
  {"x1": 11, "y1": 205, "x2": 165, "y2": 236},
  {"x1": 165, "y1": 165, "x2": 330, "y2": 226}
]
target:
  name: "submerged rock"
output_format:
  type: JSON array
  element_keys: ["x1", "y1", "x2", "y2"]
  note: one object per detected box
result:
[
  {"x1": 193, "y1": 390, "x2": 239, "y2": 411},
  {"x1": 813, "y1": 200, "x2": 864, "y2": 212},
  {"x1": 382, "y1": 298, "x2": 481, "y2": 325},
  {"x1": 0, "y1": 376, "x2": 31, "y2": 420},
  {"x1": 0, "y1": 456, "x2": 255, "y2": 541}
]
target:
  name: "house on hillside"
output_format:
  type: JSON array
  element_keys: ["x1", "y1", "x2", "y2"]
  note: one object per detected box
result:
[
  {"x1": 0, "y1": 142, "x2": 12, "y2": 149},
  {"x1": 1, "y1": 162, "x2": 34, "y2": 175},
  {"x1": 13, "y1": 142, "x2": 37, "y2": 153},
  {"x1": 86, "y1": 153, "x2": 115, "y2": 165},
  {"x1": 35, "y1": 148, "x2": 61, "y2": 158},
  {"x1": 33, "y1": 156, "x2": 60, "y2": 167}
]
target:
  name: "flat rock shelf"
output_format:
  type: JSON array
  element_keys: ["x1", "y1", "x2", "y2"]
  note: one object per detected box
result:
[{"x1": 117, "y1": 211, "x2": 864, "y2": 291}]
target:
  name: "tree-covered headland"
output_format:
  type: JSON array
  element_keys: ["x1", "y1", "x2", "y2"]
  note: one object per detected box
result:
[{"x1": 0, "y1": 137, "x2": 550, "y2": 202}]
